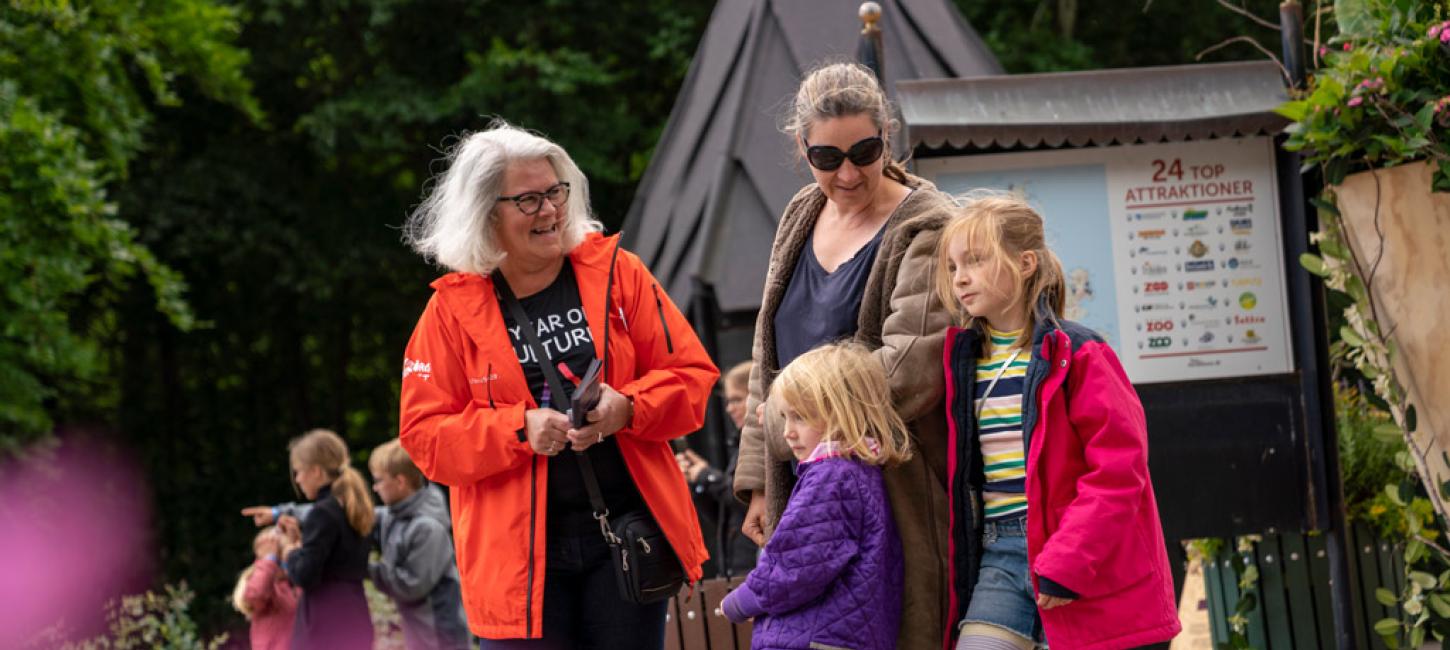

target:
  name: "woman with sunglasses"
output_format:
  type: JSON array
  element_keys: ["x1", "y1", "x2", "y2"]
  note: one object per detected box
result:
[
  {"x1": 732, "y1": 62, "x2": 958, "y2": 650},
  {"x1": 398, "y1": 119, "x2": 718, "y2": 649}
]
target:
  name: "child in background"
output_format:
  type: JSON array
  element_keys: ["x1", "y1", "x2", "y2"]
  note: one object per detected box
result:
[
  {"x1": 279, "y1": 428, "x2": 376, "y2": 649},
  {"x1": 937, "y1": 195, "x2": 1179, "y2": 649},
  {"x1": 676, "y1": 360, "x2": 758, "y2": 576},
  {"x1": 720, "y1": 343, "x2": 909, "y2": 650},
  {"x1": 368, "y1": 439, "x2": 471, "y2": 650},
  {"x1": 232, "y1": 526, "x2": 299, "y2": 650}
]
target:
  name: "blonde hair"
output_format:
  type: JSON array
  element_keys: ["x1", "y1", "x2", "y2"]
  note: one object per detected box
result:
[
  {"x1": 934, "y1": 193, "x2": 1066, "y2": 354},
  {"x1": 369, "y1": 439, "x2": 424, "y2": 489},
  {"x1": 770, "y1": 342, "x2": 912, "y2": 467},
  {"x1": 232, "y1": 565, "x2": 256, "y2": 618},
  {"x1": 289, "y1": 429, "x2": 375, "y2": 537},
  {"x1": 724, "y1": 360, "x2": 753, "y2": 394},
  {"x1": 404, "y1": 118, "x2": 604, "y2": 275},
  {"x1": 782, "y1": 62, "x2": 909, "y2": 185},
  {"x1": 231, "y1": 527, "x2": 280, "y2": 618}
]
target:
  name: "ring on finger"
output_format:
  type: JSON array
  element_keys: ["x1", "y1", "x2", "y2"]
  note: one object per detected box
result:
[{"x1": 596, "y1": 432, "x2": 603, "y2": 445}]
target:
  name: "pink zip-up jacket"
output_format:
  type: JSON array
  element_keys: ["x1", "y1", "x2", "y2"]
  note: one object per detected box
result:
[
  {"x1": 243, "y1": 557, "x2": 300, "y2": 650},
  {"x1": 943, "y1": 318, "x2": 1180, "y2": 650}
]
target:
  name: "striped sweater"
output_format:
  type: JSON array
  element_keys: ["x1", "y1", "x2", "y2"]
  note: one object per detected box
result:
[{"x1": 975, "y1": 327, "x2": 1030, "y2": 520}]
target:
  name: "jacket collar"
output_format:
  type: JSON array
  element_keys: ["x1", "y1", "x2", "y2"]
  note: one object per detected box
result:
[
  {"x1": 950, "y1": 295, "x2": 1065, "y2": 350},
  {"x1": 388, "y1": 487, "x2": 425, "y2": 518},
  {"x1": 428, "y1": 231, "x2": 620, "y2": 293}
]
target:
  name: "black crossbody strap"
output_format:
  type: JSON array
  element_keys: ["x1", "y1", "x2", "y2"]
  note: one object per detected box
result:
[{"x1": 492, "y1": 271, "x2": 613, "y2": 524}]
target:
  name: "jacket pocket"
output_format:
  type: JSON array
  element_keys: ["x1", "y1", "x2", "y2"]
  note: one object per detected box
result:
[{"x1": 651, "y1": 284, "x2": 674, "y2": 354}]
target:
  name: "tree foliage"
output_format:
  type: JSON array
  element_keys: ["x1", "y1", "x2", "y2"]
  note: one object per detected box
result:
[
  {"x1": 955, "y1": 0, "x2": 1290, "y2": 73},
  {"x1": 0, "y1": 0, "x2": 259, "y2": 449}
]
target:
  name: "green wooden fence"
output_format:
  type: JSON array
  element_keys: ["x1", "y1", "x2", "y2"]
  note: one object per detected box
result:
[{"x1": 1205, "y1": 524, "x2": 1406, "y2": 649}]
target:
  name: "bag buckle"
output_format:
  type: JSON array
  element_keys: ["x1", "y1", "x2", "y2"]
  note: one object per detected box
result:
[{"x1": 594, "y1": 509, "x2": 621, "y2": 545}]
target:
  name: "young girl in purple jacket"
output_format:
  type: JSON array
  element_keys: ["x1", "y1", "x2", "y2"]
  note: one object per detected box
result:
[
  {"x1": 938, "y1": 195, "x2": 1179, "y2": 650},
  {"x1": 720, "y1": 342, "x2": 911, "y2": 650}
]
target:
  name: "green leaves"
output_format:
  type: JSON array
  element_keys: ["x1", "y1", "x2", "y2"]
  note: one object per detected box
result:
[
  {"x1": 1278, "y1": 0, "x2": 1449, "y2": 189},
  {"x1": 0, "y1": 1, "x2": 258, "y2": 447},
  {"x1": 1301, "y1": 253, "x2": 1328, "y2": 277}
]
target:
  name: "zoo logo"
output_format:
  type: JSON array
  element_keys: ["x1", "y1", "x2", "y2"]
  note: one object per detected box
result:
[
  {"x1": 1188, "y1": 240, "x2": 1209, "y2": 258},
  {"x1": 1239, "y1": 292, "x2": 1257, "y2": 310},
  {"x1": 1148, "y1": 336, "x2": 1172, "y2": 349}
]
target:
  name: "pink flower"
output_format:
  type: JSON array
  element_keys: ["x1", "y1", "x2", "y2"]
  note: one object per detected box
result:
[
  {"x1": 1348, "y1": 96, "x2": 1363, "y2": 107},
  {"x1": 1318, "y1": 45, "x2": 1329, "y2": 57},
  {"x1": 1432, "y1": 24, "x2": 1443, "y2": 39},
  {"x1": 1441, "y1": 29, "x2": 1450, "y2": 44},
  {"x1": 1343, "y1": 42, "x2": 1353, "y2": 51}
]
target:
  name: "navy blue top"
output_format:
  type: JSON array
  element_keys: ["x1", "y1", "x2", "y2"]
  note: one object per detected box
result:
[{"x1": 773, "y1": 225, "x2": 886, "y2": 368}]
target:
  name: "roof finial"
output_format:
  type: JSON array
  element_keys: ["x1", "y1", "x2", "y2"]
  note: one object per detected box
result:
[{"x1": 859, "y1": 2, "x2": 882, "y2": 34}]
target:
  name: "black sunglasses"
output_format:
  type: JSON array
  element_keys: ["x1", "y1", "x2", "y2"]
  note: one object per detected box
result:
[{"x1": 802, "y1": 133, "x2": 885, "y2": 171}]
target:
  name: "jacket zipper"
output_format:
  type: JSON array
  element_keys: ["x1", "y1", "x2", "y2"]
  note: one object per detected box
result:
[
  {"x1": 526, "y1": 454, "x2": 537, "y2": 636},
  {"x1": 652, "y1": 284, "x2": 674, "y2": 354}
]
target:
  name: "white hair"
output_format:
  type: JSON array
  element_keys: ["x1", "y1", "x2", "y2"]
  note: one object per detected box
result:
[{"x1": 404, "y1": 119, "x2": 603, "y2": 275}]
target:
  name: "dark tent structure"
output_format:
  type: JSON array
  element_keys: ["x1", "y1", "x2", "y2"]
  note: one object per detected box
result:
[
  {"x1": 623, "y1": 0, "x2": 1001, "y2": 370},
  {"x1": 620, "y1": 0, "x2": 1001, "y2": 517}
]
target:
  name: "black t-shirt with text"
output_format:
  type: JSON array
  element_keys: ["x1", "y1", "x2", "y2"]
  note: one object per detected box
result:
[{"x1": 501, "y1": 260, "x2": 644, "y2": 535}]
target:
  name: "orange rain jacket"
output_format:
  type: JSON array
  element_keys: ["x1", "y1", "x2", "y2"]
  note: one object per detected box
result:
[{"x1": 398, "y1": 233, "x2": 717, "y2": 639}]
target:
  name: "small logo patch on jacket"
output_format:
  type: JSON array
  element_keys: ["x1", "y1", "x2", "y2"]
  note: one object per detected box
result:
[{"x1": 403, "y1": 358, "x2": 433, "y2": 381}]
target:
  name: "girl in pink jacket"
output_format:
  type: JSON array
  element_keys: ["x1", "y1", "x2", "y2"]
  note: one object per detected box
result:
[
  {"x1": 936, "y1": 195, "x2": 1180, "y2": 650},
  {"x1": 232, "y1": 526, "x2": 300, "y2": 650}
]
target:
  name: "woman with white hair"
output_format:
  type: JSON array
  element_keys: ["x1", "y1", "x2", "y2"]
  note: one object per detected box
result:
[{"x1": 397, "y1": 120, "x2": 718, "y2": 649}]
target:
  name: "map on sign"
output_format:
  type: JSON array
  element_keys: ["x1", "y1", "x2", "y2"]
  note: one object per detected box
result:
[
  {"x1": 933, "y1": 164, "x2": 1120, "y2": 349},
  {"x1": 917, "y1": 137, "x2": 1294, "y2": 384}
]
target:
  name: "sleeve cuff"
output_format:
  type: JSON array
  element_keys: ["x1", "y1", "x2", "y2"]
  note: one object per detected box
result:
[
  {"x1": 721, "y1": 584, "x2": 763, "y2": 623},
  {"x1": 1037, "y1": 575, "x2": 1079, "y2": 599}
]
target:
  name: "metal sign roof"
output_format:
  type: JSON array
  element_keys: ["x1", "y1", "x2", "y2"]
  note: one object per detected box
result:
[{"x1": 900, "y1": 60, "x2": 1291, "y2": 152}]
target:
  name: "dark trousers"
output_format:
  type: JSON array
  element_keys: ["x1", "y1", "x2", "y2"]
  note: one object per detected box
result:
[{"x1": 479, "y1": 530, "x2": 667, "y2": 650}]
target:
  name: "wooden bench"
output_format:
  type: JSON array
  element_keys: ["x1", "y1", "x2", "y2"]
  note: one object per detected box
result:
[{"x1": 664, "y1": 577, "x2": 753, "y2": 650}]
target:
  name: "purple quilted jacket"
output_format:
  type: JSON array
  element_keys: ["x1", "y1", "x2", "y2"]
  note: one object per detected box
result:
[{"x1": 721, "y1": 456, "x2": 903, "y2": 650}]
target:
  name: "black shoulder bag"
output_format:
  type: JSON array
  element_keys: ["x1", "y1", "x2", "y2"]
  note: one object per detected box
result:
[{"x1": 493, "y1": 270, "x2": 686, "y2": 605}]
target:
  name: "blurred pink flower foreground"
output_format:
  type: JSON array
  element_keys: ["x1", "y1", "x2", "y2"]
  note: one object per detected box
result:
[{"x1": 0, "y1": 439, "x2": 153, "y2": 647}]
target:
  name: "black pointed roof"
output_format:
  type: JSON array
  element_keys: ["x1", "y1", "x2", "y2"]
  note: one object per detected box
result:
[{"x1": 622, "y1": 0, "x2": 1001, "y2": 313}]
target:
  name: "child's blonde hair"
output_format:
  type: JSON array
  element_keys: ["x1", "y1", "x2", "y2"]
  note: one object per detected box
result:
[
  {"x1": 231, "y1": 526, "x2": 278, "y2": 618},
  {"x1": 770, "y1": 342, "x2": 912, "y2": 466},
  {"x1": 369, "y1": 439, "x2": 424, "y2": 489},
  {"x1": 289, "y1": 429, "x2": 375, "y2": 537},
  {"x1": 232, "y1": 565, "x2": 256, "y2": 618},
  {"x1": 934, "y1": 193, "x2": 1067, "y2": 354}
]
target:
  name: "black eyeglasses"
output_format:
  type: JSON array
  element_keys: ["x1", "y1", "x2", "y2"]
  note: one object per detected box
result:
[
  {"x1": 498, "y1": 182, "x2": 571, "y2": 216},
  {"x1": 802, "y1": 133, "x2": 885, "y2": 171}
]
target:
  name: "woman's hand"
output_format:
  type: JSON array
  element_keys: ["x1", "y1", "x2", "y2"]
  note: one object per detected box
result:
[
  {"x1": 567, "y1": 384, "x2": 632, "y2": 452},
  {"x1": 741, "y1": 490, "x2": 768, "y2": 546},
  {"x1": 526, "y1": 408, "x2": 572, "y2": 456}
]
